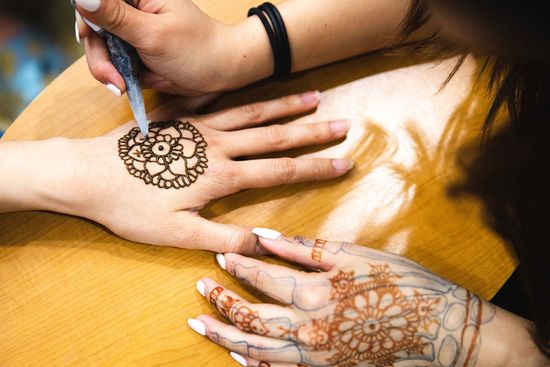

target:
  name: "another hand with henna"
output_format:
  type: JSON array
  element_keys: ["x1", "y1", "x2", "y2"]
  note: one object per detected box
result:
[
  {"x1": 28, "y1": 93, "x2": 351, "y2": 254},
  {"x1": 188, "y1": 230, "x2": 532, "y2": 367}
]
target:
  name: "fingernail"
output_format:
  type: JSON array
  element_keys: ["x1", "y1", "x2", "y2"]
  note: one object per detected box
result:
[
  {"x1": 229, "y1": 352, "x2": 247, "y2": 366},
  {"x1": 83, "y1": 17, "x2": 102, "y2": 32},
  {"x1": 216, "y1": 254, "x2": 226, "y2": 270},
  {"x1": 252, "y1": 228, "x2": 282, "y2": 240},
  {"x1": 74, "y1": 21, "x2": 81, "y2": 44},
  {"x1": 105, "y1": 84, "x2": 122, "y2": 97},
  {"x1": 196, "y1": 280, "x2": 205, "y2": 297},
  {"x1": 76, "y1": 0, "x2": 101, "y2": 12},
  {"x1": 329, "y1": 119, "x2": 350, "y2": 135},
  {"x1": 187, "y1": 318, "x2": 206, "y2": 336},
  {"x1": 299, "y1": 90, "x2": 321, "y2": 106},
  {"x1": 332, "y1": 159, "x2": 354, "y2": 172}
]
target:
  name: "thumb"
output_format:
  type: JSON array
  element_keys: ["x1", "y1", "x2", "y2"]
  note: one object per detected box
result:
[
  {"x1": 75, "y1": 0, "x2": 151, "y2": 46},
  {"x1": 180, "y1": 215, "x2": 261, "y2": 255}
]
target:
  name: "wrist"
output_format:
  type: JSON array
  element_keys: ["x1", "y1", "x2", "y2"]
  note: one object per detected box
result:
[
  {"x1": 32, "y1": 138, "x2": 93, "y2": 216},
  {"x1": 475, "y1": 306, "x2": 548, "y2": 367},
  {"x1": 0, "y1": 138, "x2": 89, "y2": 214},
  {"x1": 223, "y1": 17, "x2": 274, "y2": 90}
]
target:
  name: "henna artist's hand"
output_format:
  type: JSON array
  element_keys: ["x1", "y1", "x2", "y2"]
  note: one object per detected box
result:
[
  {"x1": 57, "y1": 93, "x2": 351, "y2": 254},
  {"x1": 74, "y1": 0, "x2": 268, "y2": 96},
  {"x1": 189, "y1": 230, "x2": 542, "y2": 367}
]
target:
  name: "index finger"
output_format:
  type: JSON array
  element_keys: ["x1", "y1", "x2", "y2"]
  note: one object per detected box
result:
[{"x1": 251, "y1": 228, "x2": 350, "y2": 271}]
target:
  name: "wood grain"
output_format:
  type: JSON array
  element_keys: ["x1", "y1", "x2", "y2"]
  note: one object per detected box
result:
[{"x1": 0, "y1": 1, "x2": 515, "y2": 365}]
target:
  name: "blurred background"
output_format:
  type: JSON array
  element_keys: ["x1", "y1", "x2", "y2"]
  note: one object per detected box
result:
[{"x1": 0, "y1": 2, "x2": 82, "y2": 137}]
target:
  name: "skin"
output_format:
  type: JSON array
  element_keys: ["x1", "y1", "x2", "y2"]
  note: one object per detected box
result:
[
  {"x1": 192, "y1": 233, "x2": 549, "y2": 367},
  {"x1": 0, "y1": 92, "x2": 353, "y2": 254}
]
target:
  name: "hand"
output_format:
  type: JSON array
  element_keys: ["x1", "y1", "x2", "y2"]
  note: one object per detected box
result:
[
  {"x1": 53, "y1": 92, "x2": 351, "y2": 254},
  {"x1": 74, "y1": 0, "x2": 271, "y2": 96},
  {"x1": 188, "y1": 230, "x2": 517, "y2": 367}
]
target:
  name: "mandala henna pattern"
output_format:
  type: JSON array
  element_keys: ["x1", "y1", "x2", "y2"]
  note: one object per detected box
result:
[
  {"x1": 324, "y1": 265, "x2": 439, "y2": 367},
  {"x1": 118, "y1": 120, "x2": 208, "y2": 189}
]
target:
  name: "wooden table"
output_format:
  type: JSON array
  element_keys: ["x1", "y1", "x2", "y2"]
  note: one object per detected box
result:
[{"x1": 0, "y1": 1, "x2": 516, "y2": 365}]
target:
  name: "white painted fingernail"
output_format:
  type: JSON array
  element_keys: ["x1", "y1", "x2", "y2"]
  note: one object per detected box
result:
[
  {"x1": 74, "y1": 21, "x2": 81, "y2": 44},
  {"x1": 83, "y1": 17, "x2": 102, "y2": 32},
  {"x1": 187, "y1": 318, "x2": 206, "y2": 336},
  {"x1": 196, "y1": 280, "x2": 205, "y2": 297},
  {"x1": 252, "y1": 228, "x2": 282, "y2": 240},
  {"x1": 216, "y1": 254, "x2": 226, "y2": 270},
  {"x1": 105, "y1": 84, "x2": 122, "y2": 97},
  {"x1": 331, "y1": 158, "x2": 354, "y2": 172},
  {"x1": 76, "y1": 0, "x2": 101, "y2": 12},
  {"x1": 230, "y1": 352, "x2": 247, "y2": 366}
]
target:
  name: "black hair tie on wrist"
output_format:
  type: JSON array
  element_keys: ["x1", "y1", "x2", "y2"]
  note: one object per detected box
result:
[{"x1": 248, "y1": 2, "x2": 292, "y2": 80}]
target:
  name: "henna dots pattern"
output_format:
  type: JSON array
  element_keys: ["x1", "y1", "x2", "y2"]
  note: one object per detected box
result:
[{"x1": 118, "y1": 120, "x2": 208, "y2": 189}]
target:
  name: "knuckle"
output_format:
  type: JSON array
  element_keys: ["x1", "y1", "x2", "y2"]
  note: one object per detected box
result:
[
  {"x1": 89, "y1": 59, "x2": 113, "y2": 82},
  {"x1": 308, "y1": 122, "x2": 327, "y2": 140},
  {"x1": 105, "y1": 2, "x2": 127, "y2": 29},
  {"x1": 266, "y1": 125, "x2": 290, "y2": 148},
  {"x1": 224, "y1": 229, "x2": 250, "y2": 253},
  {"x1": 283, "y1": 95, "x2": 297, "y2": 108},
  {"x1": 275, "y1": 158, "x2": 298, "y2": 182},
  {"x1": 296, "y1": 287, "x2": 325, "y2": 309},
  {"x1": 142, "y1": 26, "x2": 164, "y2": 53},
  {"x1": 240, "y1": 103, "x2": 264, "y2": 123},
  {"x1": 248, "y1": 348, "x2": 266, "y2": 361},
  {"x1": 309, "y1": 159, "x2": 329, "y2": 179}
]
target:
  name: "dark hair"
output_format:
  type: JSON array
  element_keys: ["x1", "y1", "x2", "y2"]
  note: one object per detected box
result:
[{"x1": 401, "y1": 0, "x2": 550, "y2": 356}]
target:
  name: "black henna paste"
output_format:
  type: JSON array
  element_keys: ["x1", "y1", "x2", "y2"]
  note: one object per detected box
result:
[{"x1": 118, "y1": 120, "x2": 208, "y2": 189}]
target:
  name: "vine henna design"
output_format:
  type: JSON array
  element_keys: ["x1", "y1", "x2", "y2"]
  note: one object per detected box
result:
[{"x1": 118, "y1": 120, "x2": 208, "y2": 189}]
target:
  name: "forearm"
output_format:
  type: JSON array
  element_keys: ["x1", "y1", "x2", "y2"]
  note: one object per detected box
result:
[
  {"x1": 228, "y1": 0, "x2": 437, "y2": 88},
  {"x1": 0, "y1": 139, "x2": 85, "y2": 214}
]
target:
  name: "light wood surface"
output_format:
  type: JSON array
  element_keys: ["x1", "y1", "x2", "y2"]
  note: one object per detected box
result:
[{"x1": 0, "y1": 1, "x2": 516, "y2": 365}]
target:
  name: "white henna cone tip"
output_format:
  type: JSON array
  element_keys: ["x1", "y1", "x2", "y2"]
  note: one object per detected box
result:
[
  {"x1": 187, "y1": 318, "x2": 206, "y2": 336},
  {"x1": 230, "y1": 352, "x2": 247, "y2": 366},
  {"x1": 216, "y1": 254, "x2": 226, "y2": 270},
  {"x1": 252, "y1": 227, "x2": 282, "y2": 240},
  {"x1": 196, "y1": 280, "x2": 205, "y2": 297}
]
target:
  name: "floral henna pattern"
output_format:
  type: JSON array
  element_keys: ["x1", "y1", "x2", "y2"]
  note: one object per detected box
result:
[
  {"x1": 329, "y1": 270, "x2": 356, "y2": 300},
  {"x1": 296, "y1": 265, "x2": 445, "y2": 367},
  {"x1": 118, "y1": 120, "x2": 208, "y2": 189},
  {"x1": 327, "y1": 266, "x2": 437, "y2": 367}
]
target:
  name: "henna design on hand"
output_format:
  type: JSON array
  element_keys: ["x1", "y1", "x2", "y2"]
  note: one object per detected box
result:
[
  {"x1": 311, "y1": 239, "x2": 327, "y2": 262},
  {"x1": 212, "y1": 238, "x2": 496, "y2": 367},
  {"x1": 210, "y1": 286, "x2": 269, "y2": 336},
  {"x1": 118, "y1": 120, "x2": 208, "y2": 189},
  {"x1": 209, "y1": 286, "x2": 224, "y2": 307}
]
